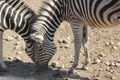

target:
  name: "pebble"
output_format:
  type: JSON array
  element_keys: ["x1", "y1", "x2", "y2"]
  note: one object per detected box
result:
[
  {"x1": 58, "y1": 39, "x2": 64, "y2": 44},
  {"x1": 58, "y1": 39, "x2": 68, "y2": 44},
  {"x1": 110, "y1": 41, "x2": 115, "y2": 46},
  {"x1": 115, "y1": 63, "x2": 120, "y2": 68},
  {"x1": 93, "y1": 77, "x2": 100, "y2": 80},
  {"x1": 105, "y1": 42, "x2": 110, "y2": 46},
  {"x1": 106, "y1": 67, "x2": 114, "y2": 73},
  {"x1": 105, "y1": 62, "x2": 111, "y2": 66},
  {"x1": 14, "y1": 35, "x2": 21, "y2": 40},
  {"x1": 61, "y1": 65, "x2": 65, "y2": 69},
  {"x1": 64, "y1": 44, "x2": 70, "y2": 49},
  {"x1": 8, "y1": 56, "x2": 14, "y2": 60},
  {"x1": 99, "y1": 52, "x2": 105, "y2": 57},
  {"x1": 62, "y1": 40, "x2": 68, "y2": 44},
  {"x1": 111, "y1": 63, "x2": 115, "y2": 66},
  {"x1": 110, "y1": 76, "x2": 117, "y2": 80},
  {"x1": 4, "y1": 36, "x2": 14, "y2": 41},
  {"x1": 15, "y1": 56, "x2": 22, "y2": 61},
  {"x1": 112, "y1": 46, "x2": 117, "y2": 50},
  {"x1": 14, "y1": 45, "x2": 20, "y2": 50},
  {"x1": 94, "y1": 59, "x2": 101, "y2": 64},
  {"x1": 16, "y1": 51, "x2": 23, "y2": 54},
  {"x1": 14, "y1": 42, "x2": 20, "y2": 45}
]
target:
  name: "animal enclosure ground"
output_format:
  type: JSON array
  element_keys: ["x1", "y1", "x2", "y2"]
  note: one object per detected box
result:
[{"x1": 0, "y1": 0, "x2": 120, "y2": 80}]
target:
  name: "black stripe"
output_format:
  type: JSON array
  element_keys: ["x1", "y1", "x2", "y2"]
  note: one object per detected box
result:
[
  {"x1": 89, "y1": 0, "x2": 97, "y2": 27},
  {"x1": 99, "y1": 0, "x2": 119, "y2": 25},
  {"x1": 94, "y1": 0, "x2": 103, "y2": 26}
]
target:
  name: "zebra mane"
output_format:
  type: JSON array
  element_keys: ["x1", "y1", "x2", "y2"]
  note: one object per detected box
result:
[
  {"x1": 38, "y1": 0, "x2": 52, "y2": 15},
  {"x1": 4, "y1": 0, "x2": 36, "y2": 23}
]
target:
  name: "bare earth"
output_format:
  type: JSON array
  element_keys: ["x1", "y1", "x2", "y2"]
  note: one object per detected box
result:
[{"x1": 0, "y1": 0, "x2": 120, "y2": 80}]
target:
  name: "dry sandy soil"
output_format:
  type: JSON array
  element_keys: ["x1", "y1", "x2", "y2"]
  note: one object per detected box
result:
[{"x1": 0, "y1": 0, "x2": 120, "y2": 80}]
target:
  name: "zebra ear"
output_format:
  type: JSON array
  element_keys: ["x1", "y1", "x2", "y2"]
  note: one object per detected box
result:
[{"x1": 30, "y1": 34, "x2": 44, "y2": 42}]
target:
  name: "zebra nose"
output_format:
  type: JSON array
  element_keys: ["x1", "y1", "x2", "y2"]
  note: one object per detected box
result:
[{"x1": 35, "y1": 63, "x2": 49, "y2": 72}]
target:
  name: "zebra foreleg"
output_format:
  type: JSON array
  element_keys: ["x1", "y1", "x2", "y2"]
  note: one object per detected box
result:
[
  {"x1": 0, "y1": 31, "x2": 7, "y2": 72},
  {"x1": 69, "y1": 23, "x2": 83, "y2": 73},
  {"x1": 82, "y1": 26, "x2": 90, "y2": 70}
]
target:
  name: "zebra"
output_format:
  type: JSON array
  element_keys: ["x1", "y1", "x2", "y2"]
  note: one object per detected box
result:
[
  {"x1": 30, "y1": 0, "x2": 120, "y2": 73},
  {"x1": 0, "y1": 0, "x2": 45, "y2": 72}
]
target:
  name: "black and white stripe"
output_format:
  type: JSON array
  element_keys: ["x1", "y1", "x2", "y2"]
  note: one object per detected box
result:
[
  {"x1": 0, "y1": 0, "x2": 43, "y2": 72},
  {"x1": 30, "y1": 0, "x2": 120, "y2": 73}
]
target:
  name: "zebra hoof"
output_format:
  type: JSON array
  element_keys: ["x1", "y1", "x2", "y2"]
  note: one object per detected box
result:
[{"x1": 68, "y1": 69, "x2": 73, "y2": 74}]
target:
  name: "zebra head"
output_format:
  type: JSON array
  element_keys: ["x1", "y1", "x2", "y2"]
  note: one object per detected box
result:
[
  {"x1": 33, "y1": 40, "x2": 57, "y2": 71},
  {"x1": 29, "y1": 28, "x2": 57, "y2": 71}
]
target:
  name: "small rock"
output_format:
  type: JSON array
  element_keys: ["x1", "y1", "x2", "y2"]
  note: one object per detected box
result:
[
  {"x1": 94, "y1": 59, "x2": 101, "y2": 64},
  {"x1": 110, "y1": 76, "x2": 116, "y2": 80},
  {"x1": 21, "y1": 46, "x2": 25, "y2": 51},
  {"x1": 106, "y1": 67, "x2": 114, "y2": 73},
  {"x1": 99, "y1": 53, "x2": 105, "y2": 57},
  {"x1": 14, "y1": 42, "x2": 20, "y2": 45},
  {"x1": 105, "y1": 62, "x2": 111, "y2": 66},
  {"x1": 64, "y1": 44, "x2": 70, "y2": 49},
  {"x1": 61, "y1": 65, "x2": 65, "y2": 69},
  {"x1": 51, "y1": 62, "x2": 57, "y2": 68},
  {"x1": 110, "y1": 41, "x2": 115, "y2": 46},
  {"x1": 15, "y1": 56, "x2": 21, "y2": 61},
  {"x1": 4, "y1": 36, "x2": 14, "y2": 41},
  {"x1": 15, "y1": 36, "x2": 21, "y2": 40},
  {"x1": 93, "y1": 77, "x2": 100, "y2": 80},
  {"x1": 62, "y1": 40, "x2": 68, "y2": 44},
  {"x1": 58, "y1": 39, "x2": 63, "y2": 44},
  {"x1": 111, "y1": 63, "x2": 115, "y2": 66},
  {"x1": 14, "y1": 45, "x2": 20, "y2": 50},
  {"x1": 115, "y1": 63, "x2": 120, "y2": 68},
  {"x1": 105, "y1": 42, "x2": 110, "y2": 46},
  {"x1": 112, "y1": 46, "x2": 117, "y2": 50},
  {"x1": 8, "y1": 56, "x2": 14, "y2": 60},
  {"x1": 16, "y1": 51, "x2": 23, "y2": 54}
]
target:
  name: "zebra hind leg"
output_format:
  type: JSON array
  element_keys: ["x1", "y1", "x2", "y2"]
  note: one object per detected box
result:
[
  {"x1": 82, "y1": 26, "x2": 90, "y2": 70},
  {"x1": 68, "y1": 24, "x2": 83, "y2": 74},
  {"x1": 0, "y1": 31, "x2": 8, "y2": 72}
]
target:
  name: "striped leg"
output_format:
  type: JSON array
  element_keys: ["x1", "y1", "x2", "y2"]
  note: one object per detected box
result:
[
  {"x1": 0, "y1": 31, "x2": 7, "y2": 72},
  {"x1": 69, "y1": 23, "x2": 83, "y2": 73},
  {"x1": 82, "y1": 26, "x2": 90, "y2": 70}
]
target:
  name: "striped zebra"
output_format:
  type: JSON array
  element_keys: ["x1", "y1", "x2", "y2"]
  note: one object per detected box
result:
[
  {"x1": 0, "y1": 0, "x2": 44, "y2": 72},
  {"x1": 30, "y1": 0, "x2": 120, "y2": 73}
]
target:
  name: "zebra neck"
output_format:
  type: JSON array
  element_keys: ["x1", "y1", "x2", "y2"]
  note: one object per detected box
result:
[{"x1": 31, "y1": 0, "x2": 63, "y2": 41}]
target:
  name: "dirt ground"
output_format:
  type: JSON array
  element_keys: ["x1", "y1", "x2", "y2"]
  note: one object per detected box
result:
[{"x1": 0, "y1": 0, "x2": 120, "y2": 80}]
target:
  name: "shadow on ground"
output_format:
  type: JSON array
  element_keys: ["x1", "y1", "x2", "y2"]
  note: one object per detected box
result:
[{"x1": 0, "y1": 61, "x2": 89, "y2": 80}]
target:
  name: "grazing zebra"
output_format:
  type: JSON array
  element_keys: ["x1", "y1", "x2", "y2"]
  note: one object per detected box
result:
[
  {"x1": 30, "y1": 0, "x2": 120, "y2": 73},
  {"x1": 0, "y1": 0, "x2": 45, "y2": 72}
]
